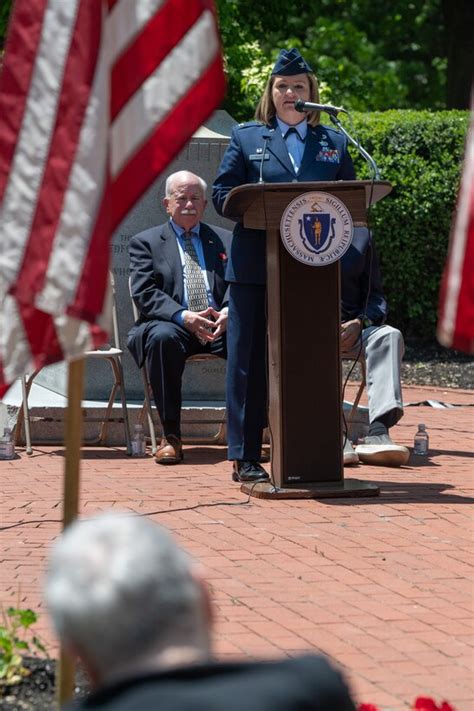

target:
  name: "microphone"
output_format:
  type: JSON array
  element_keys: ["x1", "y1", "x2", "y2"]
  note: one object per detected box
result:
[
  {"x1": 258, "y1": 136, "x2": 270, "y2": 184},
  {"x1": 294, "y1": 99, "x2": 348, "y2": 116}
]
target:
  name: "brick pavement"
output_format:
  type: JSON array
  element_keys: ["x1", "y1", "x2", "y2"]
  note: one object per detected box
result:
[{"x1": 0, "y1": 383, "x2": 473, "y2": 710}]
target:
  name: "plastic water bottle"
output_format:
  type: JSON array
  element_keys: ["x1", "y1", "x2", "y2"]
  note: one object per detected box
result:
[
  {"x1": 131, "y1": 423, "x2": 146, "y2": 457},
  {"x1": 413, "y1": 423, "x2": 429, "y2": 456},
  {"x1": 0, "y1": 427, "x2": 15, "y2": 460}
]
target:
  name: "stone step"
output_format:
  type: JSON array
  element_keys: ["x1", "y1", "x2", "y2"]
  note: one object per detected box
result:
[{"x1": 1, "y1": 379, "x2": 368, "y2": 449}]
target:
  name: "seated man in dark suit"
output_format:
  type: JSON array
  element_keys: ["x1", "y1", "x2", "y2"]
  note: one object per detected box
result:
[
  {"x1": 127, "y1": 171, "x2": 231, "y2": 464},
  {"x1": 45, "y1": 511, "x2": 357, "y2": 711},
  {"x1": 341, "y1": 227, "x2": 409, "y2": 467}
]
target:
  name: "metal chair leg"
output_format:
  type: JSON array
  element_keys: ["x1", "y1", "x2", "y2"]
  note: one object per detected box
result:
[
  {"x1": 13, "y1": 273, "x2": 132, "y2": 453},
  {"x1": 140, "y1": 367, "x2": 157, "y2": 454},
  {"x1": 22, "y1": 375, "x2": 34, "y2": 455},
  {"x1": 15, "y1": 372, "x2": 39, "y2": 455},
  {"x1": 116, "y1": 358, "x2": 132, "y2": 455},
  {"x1": 346, "y1": 359, "x2": 367, "y2": 427},
  {"x1": 96, "y1": 374, "x2": 119, "y2": 446}
]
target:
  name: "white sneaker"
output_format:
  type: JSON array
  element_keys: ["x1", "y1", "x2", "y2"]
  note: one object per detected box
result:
[
  {"x1": 355, "y1": 434, "x2": 409, "y2": 467},
  {"x1": 343, "y1": 438, "x2": 359, "y2": 466}
]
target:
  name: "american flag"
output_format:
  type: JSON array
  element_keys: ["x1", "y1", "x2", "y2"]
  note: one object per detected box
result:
[
  {"x1": 437, "y1": 104, "x2": 474, "y2": 354},
  {"x1": 0, "y1": 0, "x2": 226, "y2": 396}
]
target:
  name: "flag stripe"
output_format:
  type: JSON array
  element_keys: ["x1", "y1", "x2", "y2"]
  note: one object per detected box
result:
[
  {"x1": 67, "y1": 175, "x2": 112, "y2": 321},
  {"x1": 35, "y1": 4, "x2": 109, "y2": 316},
  {"x1": 111, "y1": 52, "x2": 225, "y2": 230},
  {"x1": 11, "y1": 0, "x2": 103, "y2": 307},
  {"x1": 111, "y1": 9, "x2": 219, "y2": 179},
  {"x1": 110, "y1": 0, "x2": 200, "y2": 120},
  {"x1": 19, "y1": 305, "x2": 63, "y2": 367},
  {"x1": 0, "y1": 0, "x2": 80, "y2": 299},
  {"x1": 453, "y1": 205, "x2": 474, "y2": 350},
  {"x1": 441, "y1": 134, "x2": 473, "y2": 334},
  {"x1": 107, "y1": 0, "x2": 164, "y2": 69},
  {"x1": 438, "y1": 114, "x2": 474, "y2": 352},
  {"x1": 0, "y1": 0, "x2": 48, "y2": 205},
  {"x1": 1, "y1": 296, "x2": 33, "y2": 387}
]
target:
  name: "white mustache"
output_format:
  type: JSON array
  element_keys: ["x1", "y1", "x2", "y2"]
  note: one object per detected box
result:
[{"x1": 180, "y1": 209, "x2": 197, "y2": 215}]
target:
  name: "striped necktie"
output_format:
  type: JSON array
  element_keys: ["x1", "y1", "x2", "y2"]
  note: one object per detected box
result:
[{"x1": 183, "y1": 232, "x2": 209, "y2": 313}]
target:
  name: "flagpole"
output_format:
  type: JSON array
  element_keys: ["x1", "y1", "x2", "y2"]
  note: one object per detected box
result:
[{"x1": 57, "y1": 357, "x2": 85, "y2": 709}]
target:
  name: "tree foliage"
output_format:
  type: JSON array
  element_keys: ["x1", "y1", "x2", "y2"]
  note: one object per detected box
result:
[
  {"x1": 442, "y1": 0, "x2": 474, "y2": 108},
  {"x1": 0, "y1": 0, "x2": 12, "y2": 52},
  {"x1": 216, "y1": 0, "x2": 468, "y2": 121},
  {"x1": 346, "y1": 110, "x2": 468, "y2": 338},
  {"x1": 0, "y1": 1, "x2": 469, "y2": 113}
]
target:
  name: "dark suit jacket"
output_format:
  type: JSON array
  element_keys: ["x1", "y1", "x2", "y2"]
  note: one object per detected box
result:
[
  {"x1": 127, "y1": 221, "x2": 231, "y2": 368},
  {"x1": 341, "y1": 227, "x2": 388, "y2": 326},
  {"x1": 212, "y1": 119, "x2": 356, "y2": 285},
  {"x1": 64, "y1": 655, "x2": 356, "y2": 711}
]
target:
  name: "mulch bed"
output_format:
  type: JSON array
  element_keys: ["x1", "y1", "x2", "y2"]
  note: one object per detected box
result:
[
  {"x1": 0, "y1": 657, "x2": 89, "y2": 711},
  {"x1": 401, "y1": 339, "x2": 473, "y2": 390}
]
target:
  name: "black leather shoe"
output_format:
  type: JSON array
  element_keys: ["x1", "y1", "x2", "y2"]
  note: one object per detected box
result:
[{"x1": 232, "y1": 460, "x2": 270, "y2": 483}]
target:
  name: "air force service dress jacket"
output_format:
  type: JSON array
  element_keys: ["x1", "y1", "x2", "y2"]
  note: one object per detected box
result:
[{"x1": 212, "y1": 118, "x2": 356, "y2": 284}]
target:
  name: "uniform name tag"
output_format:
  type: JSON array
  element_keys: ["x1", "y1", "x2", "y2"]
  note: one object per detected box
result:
[{"x1": 249, "y1": 153, "x2": 270, "y2": 161}]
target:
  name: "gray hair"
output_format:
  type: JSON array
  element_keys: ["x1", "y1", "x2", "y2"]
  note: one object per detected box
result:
[
  {"x1": 165, "y1": 171, "x2": 207, "y2": 198},
  {"x1": 44, "y1": 513, "x2": 206, "y2": 679}
]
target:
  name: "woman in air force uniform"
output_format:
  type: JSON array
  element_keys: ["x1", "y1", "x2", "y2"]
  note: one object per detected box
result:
[{"x1": 212, "y1": 48, "x2": 355, "y2": 483}]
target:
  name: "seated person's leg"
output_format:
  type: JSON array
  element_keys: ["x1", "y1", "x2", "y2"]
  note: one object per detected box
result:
[
  {"x1": 145, "y1": 321, "x2": 191, "y2": 463},
  {"x1": 355, "y1": 325, "x2": 409, "y2": 466},
  {"x1": 146, "y1": 322, "x2": 189, "y2": 438},
  {"x1": 144, "y1": 321, "x2": 227, "y2": 464}
]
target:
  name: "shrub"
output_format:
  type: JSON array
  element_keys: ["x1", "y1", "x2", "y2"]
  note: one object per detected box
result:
[
  {"x1": 0, "y1": 607, "x2": 47, "y2": 685},
  {"x1": 345, "y1": 110, "x2": 469, "y2": 339}
]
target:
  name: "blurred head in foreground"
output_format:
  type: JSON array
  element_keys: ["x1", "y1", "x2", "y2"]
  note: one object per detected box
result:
[{"x1": 44, "y1": 512, "x2": 212, "y2": 687}]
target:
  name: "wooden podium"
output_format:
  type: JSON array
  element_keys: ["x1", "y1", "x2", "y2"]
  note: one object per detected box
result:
[{"x1": 222, "y1": 180, "x2": 392, "y2": 499}]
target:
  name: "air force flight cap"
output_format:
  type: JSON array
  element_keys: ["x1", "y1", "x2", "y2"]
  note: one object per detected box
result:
[{"x1": 271, "y1": 48, "x2": 313, "y2": 76}]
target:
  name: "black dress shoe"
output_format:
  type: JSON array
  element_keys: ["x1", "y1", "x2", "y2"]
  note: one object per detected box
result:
[{"x1": 232, "y1": 460, "x2": 270, "y2": 483}]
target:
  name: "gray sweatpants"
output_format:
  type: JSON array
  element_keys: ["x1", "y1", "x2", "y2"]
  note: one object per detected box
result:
[{"x1": 342, "y1": 325, "x2": 404, "y2": 427}]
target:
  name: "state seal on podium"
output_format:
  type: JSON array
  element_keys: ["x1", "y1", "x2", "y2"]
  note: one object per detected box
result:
[{"x1": 280, "y1": 191, "x2": 353, "y2": 266}]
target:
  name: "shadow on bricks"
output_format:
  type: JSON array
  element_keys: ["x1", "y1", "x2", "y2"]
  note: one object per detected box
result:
[{"x1": 323, "y1": 481, "x2": 473, "y2": 506}]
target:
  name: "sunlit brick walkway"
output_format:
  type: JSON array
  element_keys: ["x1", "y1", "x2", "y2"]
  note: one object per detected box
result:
[{"x1": 1, "y1": 383, "x2": 473, "y2": 710}]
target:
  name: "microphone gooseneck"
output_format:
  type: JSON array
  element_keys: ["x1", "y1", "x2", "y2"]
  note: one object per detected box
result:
[
  {"x1": 258, "y1": 137, "x2": 270, "y2": 184},
  {"x1": 294, "y1": 100, "x2": 380, "y2": 179}
]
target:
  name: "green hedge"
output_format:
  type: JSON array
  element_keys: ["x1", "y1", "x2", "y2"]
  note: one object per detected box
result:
[{"x1": 347, "y1": 110, "x2": 468, "y2": 339}]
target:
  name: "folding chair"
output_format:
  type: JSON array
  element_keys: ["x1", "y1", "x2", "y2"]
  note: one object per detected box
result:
[
  {"x1": 15, "y1": 272, "x2": 132, "y2": 455},
  {"x1": 129, "y1": 279, "x2": 226, "y2": 454},
  {"x1": 342, "y1": 352, "x2": 367, "y2": 431}
]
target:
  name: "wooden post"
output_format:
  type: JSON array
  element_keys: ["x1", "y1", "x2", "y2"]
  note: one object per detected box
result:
[{"x1": 56, "y1": 357, "x2": 85, "y2": 709}]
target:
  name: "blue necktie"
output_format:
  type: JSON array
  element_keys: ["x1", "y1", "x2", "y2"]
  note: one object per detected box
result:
[
  {"x1": 284, "y1": 127, "x2": 304, "y2": 172},
  {"x1": 182, "y1": 232, "x2": 208, "y2": 313}
]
